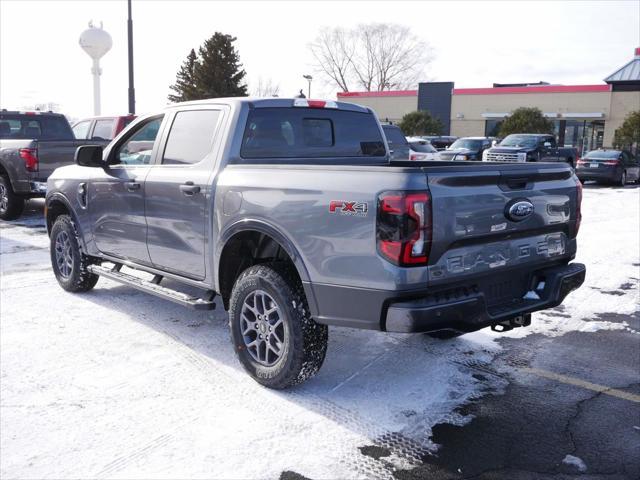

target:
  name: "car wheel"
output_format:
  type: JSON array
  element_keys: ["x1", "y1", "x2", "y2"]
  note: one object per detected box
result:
[
  {"x1": 0, "y1": 175, "x2": 25, "y2": 221},
  {"x1": 618, "y1": 170, "x2": 627, "y2": 187},
  {"x1": 229, "y1": 263, "x2": 328, "y2": 389},
  {"x1": 50, "y1": 214, "x2": 99, "y2": 292}
]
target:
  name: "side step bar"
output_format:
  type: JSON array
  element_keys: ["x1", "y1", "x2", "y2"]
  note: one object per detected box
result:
[{"x1": 88, "y1": 264, "x2": 216, "y2": 311}]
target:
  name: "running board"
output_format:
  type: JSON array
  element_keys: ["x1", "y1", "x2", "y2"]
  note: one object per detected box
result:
[{"x1": 88, "y1": 264, "x2": 216, "y2": 310}]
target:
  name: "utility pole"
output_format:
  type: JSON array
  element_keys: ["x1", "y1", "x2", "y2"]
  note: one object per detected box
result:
[{"x1": 127, "y1": 0, "x2": 136, "y2": 114}]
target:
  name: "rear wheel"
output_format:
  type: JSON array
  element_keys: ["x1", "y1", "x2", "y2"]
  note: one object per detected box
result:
[
  {"x1": 618, "y1": 170, "x2": 627, "y2": 187},
  {"x1": 0, "y1": 175, "x2": 25, "y2": 221},
  {"x1": 228, "y1": 263, "x2": 328, "y2": 389},
  {"x1": 50, "y1": 215, "x2": 99, "y2": 292}
]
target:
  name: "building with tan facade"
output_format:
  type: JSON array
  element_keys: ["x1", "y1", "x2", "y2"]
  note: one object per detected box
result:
[{"x1": 337, "y1": 48, "x2": 640, "y2": 154}]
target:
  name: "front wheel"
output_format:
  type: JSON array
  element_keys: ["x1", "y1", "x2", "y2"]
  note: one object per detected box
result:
[
  {"x1": 0, "y1": 175, "x2": 25, "y2": 221},
  {"x1": 228, "y1": 263, "x2": 328, "y2": 389},
  {"x1": 50, "y1": 215, "x2": 99, "y2": 292}
]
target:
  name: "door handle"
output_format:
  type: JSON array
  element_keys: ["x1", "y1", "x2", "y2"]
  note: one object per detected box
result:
[
  {"x1": 180, "y1": 181, "x2": 201, "y2": 196},
  {"x1": 125, "y1": 181, "x2": 141, "y2": 191}
]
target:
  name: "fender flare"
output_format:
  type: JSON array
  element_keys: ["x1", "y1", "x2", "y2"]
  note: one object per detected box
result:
[
  {"x1": 215, "y1": 218, "x2": 312, "y2": 287},
  {"x1": 45, "y1": 193, "x2": 88, "y2": 252}
]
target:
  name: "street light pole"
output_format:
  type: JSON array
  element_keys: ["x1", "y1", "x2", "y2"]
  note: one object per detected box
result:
[
  {"x1": 303, "y1": 74, "x2": 313, "y2": 99},
  {"x1": 127, "y1": 0, "x2": 136, "y2": 114}
]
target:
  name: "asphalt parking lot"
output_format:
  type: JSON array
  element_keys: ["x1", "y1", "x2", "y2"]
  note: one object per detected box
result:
[{"x1": 1, "y1": 184, "x2": 639, "y2": 480}]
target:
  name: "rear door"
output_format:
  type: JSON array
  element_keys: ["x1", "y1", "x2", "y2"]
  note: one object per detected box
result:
[
  {"x1": 623, "y1": 151, "x2": 640, "y2": 181},
  {"x1": 144, "y1": 107, "x2": 225, "y2": 280},
  {"x1": 424, "y1": 164, "x2": 578, "y2": 288}
]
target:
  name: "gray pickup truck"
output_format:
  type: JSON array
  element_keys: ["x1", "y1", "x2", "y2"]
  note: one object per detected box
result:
[
  {"x1": 45, "y1": 98, "x2": 585, "y2": 388},
  {"x1": 0, "y1": 111, "x2": 108, "y2": 220}
]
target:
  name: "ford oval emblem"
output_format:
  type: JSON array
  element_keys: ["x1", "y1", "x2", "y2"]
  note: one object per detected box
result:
[{"x1": 506, "y1": 199, "x2": 534, "y2": 222}]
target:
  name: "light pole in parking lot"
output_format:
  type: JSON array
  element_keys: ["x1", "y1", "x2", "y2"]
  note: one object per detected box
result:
[
  {"x1": 303, "y1": 75, "x2": 313, "y2": 99},
  {"x1": 127, "y1": 0, "x2": 136, "y2": 114}
]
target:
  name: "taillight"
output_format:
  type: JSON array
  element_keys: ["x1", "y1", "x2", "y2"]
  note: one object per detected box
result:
[
  {"x1": 377, "y1": 191, "x2": 432, "y2": 266},
  {"x1": 19, "y1": 148, "x2": 38, "y2": 172},
  {"x1": 409, "y1": 153, "x2": 417, "y2": 161},
  {"x1": 575, "y1": 177, "x2": 582, "y2": 235},
  {"x1": 576, "y1": 160, "x2": 586, "y2": 166},
  {"x1": 604, "y1": 160, "x2": 620, "y2": 166}
]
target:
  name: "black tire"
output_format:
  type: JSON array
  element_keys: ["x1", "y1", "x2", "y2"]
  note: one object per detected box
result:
[
  {"x1": 50, "y1": 214, "x2": 99, "y2": 292},
  {"x1": 228, "y1": 263, "x2": 328, "y2": 389},
  {"x1": 0, "y1": 175, "x2": 25, "y2": 221},
  {"x1": 618, "y1": 170, "x2": 627, "y2": 187},
  {"x1": 425, "y1": 329, "x2": 464, "y2": 340}
]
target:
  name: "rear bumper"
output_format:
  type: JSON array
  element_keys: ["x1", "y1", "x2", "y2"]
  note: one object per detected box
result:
[
  {"x1": 576, "y1": 168, "x2": 618, "y2": 182},
  {"x1": 385, "y1": 262, "x2": 585, "y2": 333}
]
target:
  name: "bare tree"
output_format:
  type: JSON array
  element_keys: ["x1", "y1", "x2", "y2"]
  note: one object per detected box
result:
[
  {"x1": 250, "y1": 77, "x2": 281, "y2": 97},
  {"x1": 309, "y1": 27, "x2": 355, "y2": 92},
  {"x1": 309, "y1": 23, "x2": 433, "y2": 92}
]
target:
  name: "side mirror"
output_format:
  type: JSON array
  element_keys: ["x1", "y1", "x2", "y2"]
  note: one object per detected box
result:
[
  {"x1": 544, "y1": 142, "x2": 552, "y2": 148},
  {"x1": 75, "y1": 145, "x2": 104, "y2": 167}
]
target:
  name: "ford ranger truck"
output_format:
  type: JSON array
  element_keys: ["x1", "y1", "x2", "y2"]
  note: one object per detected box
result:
[
  {"x1": 0, "y1": 110, "x2": 109, "y2": 220},
  {"x1": 45, "y1": 98, "x2": 585, "y2": 389}
]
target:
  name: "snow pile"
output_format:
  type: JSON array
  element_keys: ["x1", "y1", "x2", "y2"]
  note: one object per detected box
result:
[{"x1": 1, "y1": 187, "x2": 638, "y2": 479}]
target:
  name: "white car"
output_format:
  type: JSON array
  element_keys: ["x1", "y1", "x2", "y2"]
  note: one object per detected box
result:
[{"x1": 406, "y1": 136, "x2": 441, "y2": 161}]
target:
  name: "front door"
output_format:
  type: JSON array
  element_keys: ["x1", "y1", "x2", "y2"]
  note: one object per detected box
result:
[
  {"x1": 144, "y1": 108, "x2": 223, "y2": 280},
  {"x1": 89, "y1": 116, "x2": 164, "y2": 264}
]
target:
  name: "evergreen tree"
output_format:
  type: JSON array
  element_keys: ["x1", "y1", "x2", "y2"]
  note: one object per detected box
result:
[
  {"x1": 168, "y1": 49, "x2": 199, "y2": 102},
  {"x1": 398, "y1": 110, "x2": 443, "y2": 136},
  {"x1": 613, "y1": 110, "x2": 640, "y2": 152},
  {"x1": 499, "y1": 107, "x2": 554, "y2": 137},
  {"x1": 168, "y1": 33, "x2": 248, "y2": 102}
]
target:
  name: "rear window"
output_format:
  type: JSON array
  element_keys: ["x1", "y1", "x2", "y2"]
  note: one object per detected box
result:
[
  {"x1": 240, "y1": 108, "x2": 385, "y2": 159},
  {"x1": 409, "y1": 141, "x2": 437, "y2": 153},
  {"x1": 0, "y1": 114, "x2": 74, "y2": 140},
  {"x1": 583, "y1": 150, "x2": 620, "y2": 160}
]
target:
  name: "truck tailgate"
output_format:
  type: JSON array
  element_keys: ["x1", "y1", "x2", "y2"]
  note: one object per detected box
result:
[
  {"x1": 424, "y1": 163, "x2": 579, "y2": 286},
  {"x1": 35, "y1": 140, "x2": 108, "y2": 182}
]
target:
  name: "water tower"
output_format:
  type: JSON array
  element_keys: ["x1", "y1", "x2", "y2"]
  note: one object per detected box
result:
[{"x1": 79, "y1": 21, "x2": 112, "y2": 115}]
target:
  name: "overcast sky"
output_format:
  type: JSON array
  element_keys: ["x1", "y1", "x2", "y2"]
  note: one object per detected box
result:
[{"x1": 1, "y1": 0, "x2": 638, "y2": 119}]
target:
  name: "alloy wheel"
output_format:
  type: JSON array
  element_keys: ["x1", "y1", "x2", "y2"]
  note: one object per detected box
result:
[
  {"x1": 240, "y1": 289, "x2": 286, "y2": 366},
  {"x1": 54, "y1": 230, "x2": 74, "y2": 278}
]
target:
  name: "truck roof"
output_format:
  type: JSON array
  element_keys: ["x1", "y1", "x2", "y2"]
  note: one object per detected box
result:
[
  {"x1": 0, "y1": 110, "x2": 67, "y2": 118},
  {"x1": 164, "y1": 97, "x2": 372, "y2": 114}
]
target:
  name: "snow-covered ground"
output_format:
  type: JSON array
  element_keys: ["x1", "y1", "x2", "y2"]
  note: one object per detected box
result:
[{"x1": 1, "y1": 185, "x2": 638, "y2": 480}]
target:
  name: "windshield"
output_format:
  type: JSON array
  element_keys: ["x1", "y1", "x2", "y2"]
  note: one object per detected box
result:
[
  {"x1": 499, "y1": 135, "x2": 539, "y2": 148},
  {"x1": 409, "y1": 141, "x2": 436, "y2": 153},
  {"x1": 583, "y1": 150, "x2": 620, "y2": 160},
  {"x1": 449, "y1": 139, "x2": 482, "y2": 150}
]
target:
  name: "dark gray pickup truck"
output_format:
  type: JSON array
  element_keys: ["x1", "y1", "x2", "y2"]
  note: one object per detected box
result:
[
  {"x1": 0, "y1": 111, "x2": 108, "y2": 220},
  {"x1": 483, "y1": 133, "x2": 578, "y2": 167},
  {"x1": 45, "y1": 98, "x2": 585, "y2": 388}
]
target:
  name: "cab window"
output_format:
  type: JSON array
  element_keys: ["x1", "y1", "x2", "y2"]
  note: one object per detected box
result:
[
  {"x1": 113, "y1": 116, "x2": 163, "y2": 165},
  {"x1": 72, "y1": 120, "x2": 91, "y2": 139}
]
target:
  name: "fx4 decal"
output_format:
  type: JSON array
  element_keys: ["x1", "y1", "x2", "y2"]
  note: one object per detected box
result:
[{"x1": 329, "y1": 200, "x2": 368, "y2": 217}]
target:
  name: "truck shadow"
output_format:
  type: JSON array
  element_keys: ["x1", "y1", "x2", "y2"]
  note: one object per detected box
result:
[{"x1": 80, "y1": 280, "x2": 498, "y2": 464}]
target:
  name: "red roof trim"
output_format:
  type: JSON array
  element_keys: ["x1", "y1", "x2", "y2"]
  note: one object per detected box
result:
[
  {"x1": 337, "y1": 90, "x2": 418, "y2": 98},
  {"x1": 452, "y1": 85, "x2": 610, "y2": 95}
]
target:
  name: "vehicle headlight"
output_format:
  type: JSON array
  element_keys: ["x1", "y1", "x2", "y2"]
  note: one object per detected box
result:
[
  {"x1": 518, "y1": 152, "x2": 527, "y2": 162},
  {"x1": 457, "y1": 154, "x2": 468, "y2": 161},
  {"x1": 482, "y1": 150, "x2": 489, "y2": 161}
]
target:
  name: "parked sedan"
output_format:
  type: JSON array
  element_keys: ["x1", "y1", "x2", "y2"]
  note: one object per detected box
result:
[
  {"x1": 406, "y1": 136, "x2": 441, "y2": 161},
  {"x1": 576, "y1": 149, "x2": 639, "y2": 186},
  {"x1": 439, "y1": 137, "x2": 493, "y2": 161},
  {"x1": 418, "y1": 135, "x2": 458, "y2": 151}
]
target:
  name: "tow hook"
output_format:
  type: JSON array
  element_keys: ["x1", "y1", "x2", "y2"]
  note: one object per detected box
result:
[{"x1": 491, "y1": 313, "x2": 532, "y2": 333}]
